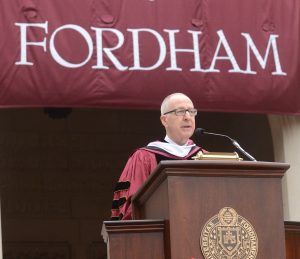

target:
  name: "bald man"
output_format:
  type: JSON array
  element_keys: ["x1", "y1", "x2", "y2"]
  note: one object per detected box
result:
[{"x1": 111, "y1": 93, "x2": 204, "y2": 220}]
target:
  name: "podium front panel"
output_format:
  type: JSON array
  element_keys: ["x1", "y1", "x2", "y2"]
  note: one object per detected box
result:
[{"x1": 132, "y1": 161, "x2": 288, "y2": 259}]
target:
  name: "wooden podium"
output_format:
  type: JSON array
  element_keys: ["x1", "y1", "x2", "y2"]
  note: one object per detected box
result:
[{"x1": 102, "y1": 161, "x2": 289, "y2": 259}]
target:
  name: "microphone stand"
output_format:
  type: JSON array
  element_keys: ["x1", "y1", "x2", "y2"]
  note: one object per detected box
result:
[{"x1": 197, "y1": 129, "x2": 257, "y2": 161}]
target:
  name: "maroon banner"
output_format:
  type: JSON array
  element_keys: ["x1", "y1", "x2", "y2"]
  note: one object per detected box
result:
[{"x1": 0, "y1": 0, "x2": 299, "y2": 114}]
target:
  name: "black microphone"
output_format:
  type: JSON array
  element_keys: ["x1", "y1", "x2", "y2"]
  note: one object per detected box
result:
[{"x1": 195, "y1": 128, "x2": 257, "y2": 161}]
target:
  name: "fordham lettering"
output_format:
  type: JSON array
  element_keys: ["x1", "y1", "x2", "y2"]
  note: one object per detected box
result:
[{"x1": 14, "y1": 22, "x2": 287, "y2": 75}]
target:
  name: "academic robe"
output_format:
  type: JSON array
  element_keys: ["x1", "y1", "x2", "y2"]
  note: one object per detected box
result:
[{"x1": 111, "y1": 141, "x2": 202, "y2": 220}]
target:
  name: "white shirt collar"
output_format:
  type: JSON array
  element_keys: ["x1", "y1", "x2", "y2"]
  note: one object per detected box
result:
[
  {"x1": 164, "y1": 135, "x2": 189, "y2": 146},
  {"x1": 147, "y1": 135, "x2": 195, "y2": 157}
]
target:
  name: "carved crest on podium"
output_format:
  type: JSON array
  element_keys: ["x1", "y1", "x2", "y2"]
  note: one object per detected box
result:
[{"x1": 200, "y1": 207, "x2": 258, "y2": 259}]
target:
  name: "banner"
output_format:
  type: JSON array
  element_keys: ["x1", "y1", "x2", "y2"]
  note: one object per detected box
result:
[{"x1": 0, "y1": 0, "x2": 299, "y2": 114}]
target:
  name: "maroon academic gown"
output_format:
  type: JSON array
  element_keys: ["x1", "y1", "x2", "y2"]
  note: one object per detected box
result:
[{"x1": 111, "y1": 140, "x2": 202, "y2": 220}]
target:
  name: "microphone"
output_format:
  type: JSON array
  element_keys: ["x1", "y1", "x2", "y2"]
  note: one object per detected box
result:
[{"x1": 195, "y1": 128, "x2": 257, "y2": 161}]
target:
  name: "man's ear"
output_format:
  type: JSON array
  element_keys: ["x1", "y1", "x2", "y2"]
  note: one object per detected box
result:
[{"x1": 160, "y1": 115, "x2": 167, "y2": 127}]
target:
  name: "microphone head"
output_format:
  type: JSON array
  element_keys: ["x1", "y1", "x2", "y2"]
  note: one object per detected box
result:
[{"x1": 195, "y1": 128, "x2": 206, "y2": 135}]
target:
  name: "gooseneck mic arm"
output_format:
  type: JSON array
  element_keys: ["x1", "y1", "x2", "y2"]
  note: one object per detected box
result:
[{"x1": 195, "y1": 128, "x2": 257, "y2": 161}]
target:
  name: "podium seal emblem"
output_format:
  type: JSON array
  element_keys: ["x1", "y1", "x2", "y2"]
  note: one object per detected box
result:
[{"x1": 200, "y1": 207, "x2": 258, "y2": 259}]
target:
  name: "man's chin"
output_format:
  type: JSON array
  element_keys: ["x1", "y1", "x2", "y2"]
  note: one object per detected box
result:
[{"x1": 182, "y1": 132, "x2": 193, "y2": 140}]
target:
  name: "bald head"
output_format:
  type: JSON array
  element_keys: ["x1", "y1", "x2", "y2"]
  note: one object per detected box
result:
[
  {"x1": 160, "y1": 93, "x2": 193, "y2": 115},
  {"x1": 160, "y1": 93, "x2": 196, "y2": 145}
]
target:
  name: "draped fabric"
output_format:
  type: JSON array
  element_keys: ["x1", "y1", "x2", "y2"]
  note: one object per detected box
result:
[{"x1": 0, "y1": 0, "x2": 299, "y2": 114}]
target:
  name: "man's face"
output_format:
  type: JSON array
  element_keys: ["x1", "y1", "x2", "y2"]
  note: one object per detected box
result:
[{"x1": 160, "y1": 96, "x2": 196, "y2": 145}]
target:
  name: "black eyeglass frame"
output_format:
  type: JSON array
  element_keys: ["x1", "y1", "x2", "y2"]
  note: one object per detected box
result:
[{"x1": 163, "y1": 108, "x2": 198, "y2": 116}]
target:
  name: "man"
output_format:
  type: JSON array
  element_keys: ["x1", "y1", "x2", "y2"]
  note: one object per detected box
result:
[{"x1": 111, "y1": 93, "x2": 204, "y2": 220}]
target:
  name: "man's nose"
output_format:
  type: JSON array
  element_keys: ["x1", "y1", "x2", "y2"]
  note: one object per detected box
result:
[{"x1": 183, "y1": 112, "x2": 192, "y2": 119}]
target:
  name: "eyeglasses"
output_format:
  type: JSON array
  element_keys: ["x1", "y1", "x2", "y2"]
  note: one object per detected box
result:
[{"x1": 163, "y1": 108, "x2": 197, "y2": 117}]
